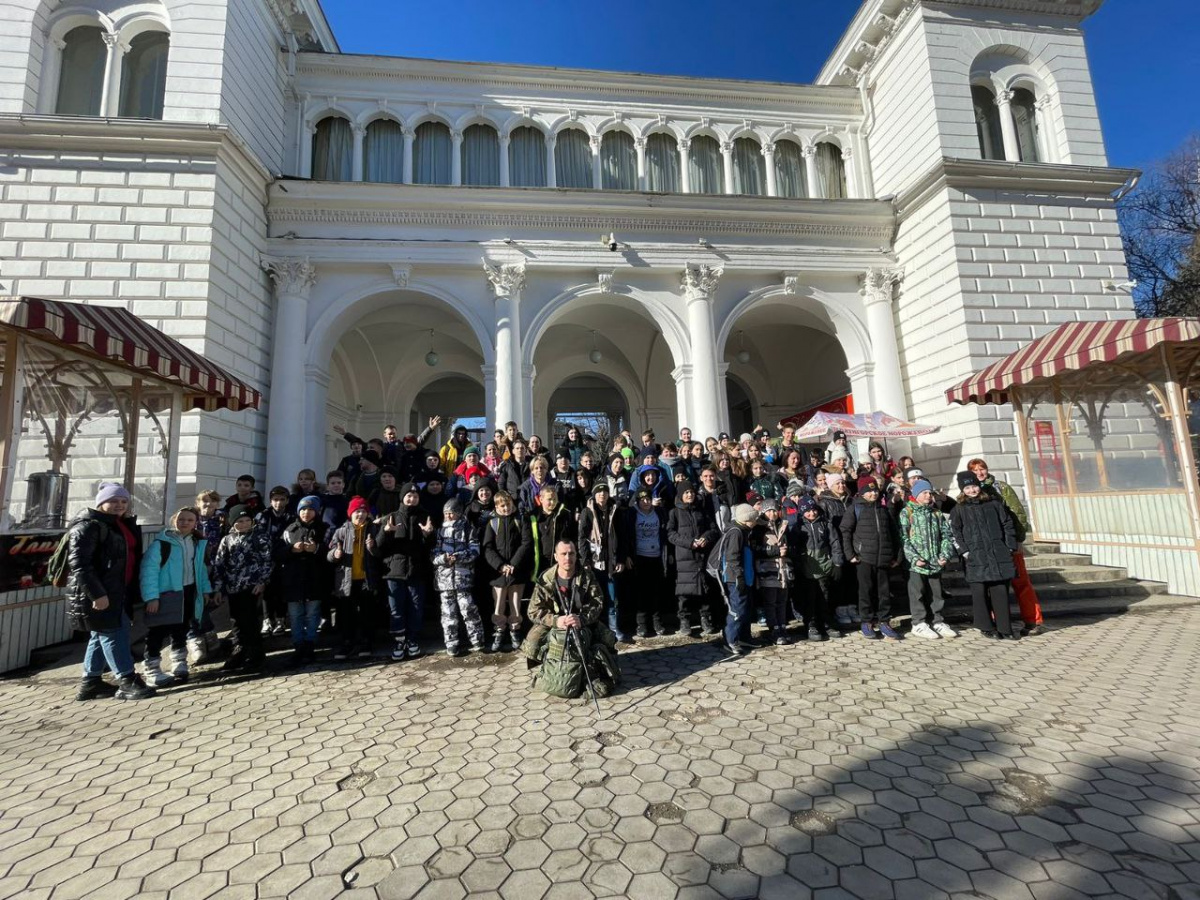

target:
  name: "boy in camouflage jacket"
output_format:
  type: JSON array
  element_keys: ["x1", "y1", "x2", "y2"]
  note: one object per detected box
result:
[{"x1": 900, "y1": 480, "x2": 956, "y2": 640}]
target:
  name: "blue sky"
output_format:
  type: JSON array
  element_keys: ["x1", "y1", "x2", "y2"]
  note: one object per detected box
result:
[{"x1": 318, "y1": 0, "x2": 1196, "y2": 170}]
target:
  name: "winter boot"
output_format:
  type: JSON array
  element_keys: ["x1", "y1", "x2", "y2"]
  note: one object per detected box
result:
[
  {"x1": 76, "y1": 676, "x2": 118, "y2": 701},
  {"x1": 508, "y1": 625, "x2": 523, "y2": 653},
  {"x1": 169, "y1": 648, "x2": 189, "y2": 684},
  {"x1": 635, "y1": 612, "x2": 652, "y2": 639},
  {"x1": 187, "y1": 635, "x2": 208, "y2": 665},
  {"x1": 700, "y1": 612, "x2": 718, "y2": 637},
  {"x1": 489, "y1": 629, "x2": 505, "y2": 652},
  {"x1": 652, "y1": 614, "x2": 666, "y2": 637},
  {"x1": 677, "y1": 616, "x2": 692, "y2": 637},
  {"x1": 115, "y1": 673, "x2": 156, "y2": 700},
  {"x1": 141, "y1": 656, "x2": 173, "y2": 688}
]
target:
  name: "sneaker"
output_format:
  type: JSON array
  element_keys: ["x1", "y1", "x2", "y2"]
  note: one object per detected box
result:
[
  {"x1": 719, "y1": 640, "x2": 744, "y2": 657},
  {"x1": 911, "y1": 622, "x2": 940, "y2": 640},
  {"x1": 405, "y1": 643, "x2": 423, "y2": 660},
  {"x1": 272, "y1": 622, "x2": 287, "y2": 636},
  {"x1": 261, "y1": 619, "x2": 273, "y2": 635},
  {"x1": 835, "y1": 607, "x2": 853, "y2": 626},
  {"x1": 1022, "y1": 623, "x2": 1047, "y2": 637},
  {"x1": 446, "y1": 646, "x2": 466, "y2": 658},
  {"x1": 774, "y1": 635, "x2": 789, "y2": 646},
  {"x1": 861, "y1": 622, "x2": 881, "y2": 640},
  {"x1": 932, "y1": 623, "x2": 958, "y2": 639},
  {"x1": 391, "y1": 640, "x2": 406, "y2": 662},
  {"x1": 878, "y1": 622, "x2": 902, "y2": 641},
  {"x1": 810, "y1": 627, "x2": 830, "y2": 642},
  {"x1": 472, "y1": 643, "x2": 488, "y2": 654}
]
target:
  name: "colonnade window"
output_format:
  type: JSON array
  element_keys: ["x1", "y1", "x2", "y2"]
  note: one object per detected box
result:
[
  {"x1": 689, "y1": 135, "x2": 723, "y2": 195},
  {"x1": 413, "y1": 120, "x2": 452, "y2": 185},
  {"x1": 732, "y1": 137, "x2": 766, "y2": 196},
  {"x1": 815, "y1": 143, "x2": 847, "y2": 199},
  {"x1": 508, "y1": 126, "x2": 546, "y2": 187},
  {"x1": 973, "y1": 86, "x2": 1005, "y2": 161},
  {"x1": 1010, "y1": 88, "x2": 1041, "y2": 162},
  {"x1": 645, "y1": 132, "x2": 680, "y2": 193},
  {"x1": 774, "y1": 140, "x2": 807, "y2": 198},
  {"x1": 462, "y1": 123, "x2": 500, "y2": 186},
  {"x1": 364, "y1": 118, "x2": 404, "y2": 183},
  {"x1": 555, "y1": 129, "x2": 592, "y2": 189},
  {"x1": 312, "y1": 116, "x2": 353, "y2": 182},
  {"x1": 601, "y1": 131, "x2": 637, "y2": 191},
  {"x1": 118, "y1": 31, "x2": 168, "y2": 118},
  {"x1": 55, "y1": 26, "x2": 106, "y2": 116}
]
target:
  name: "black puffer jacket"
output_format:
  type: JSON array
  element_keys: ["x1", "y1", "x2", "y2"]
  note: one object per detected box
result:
[
  {"x1": 667, "y1": 496, "x2": 718, "y2": 596},
  {"x1": 481, "y1": 514, "x2": 533, "y2": 587},
  {"x1": 373, "y1": 504, "x2": 433, "y2": 581},
  {"x1": 815, "y1": 490, "x2": 849, "y2": 532},
  {"x1": 277, "y1": 518, "x2": 331, "y2": 601},
  {"x1": 65, "y1": 509, "x2": 143, "y2": 632},
  {"x1": 840, "y1": 498, "x2": 899, "y2": 567},
  {"x1": 951, "y1": 494, "x2": 1017, "y2": 583}
]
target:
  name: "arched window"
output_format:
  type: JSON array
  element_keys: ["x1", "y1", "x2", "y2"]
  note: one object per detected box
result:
[
  {"x1": 55, "y1": 26, "x2": 106, "y2": 116},
  {"x1": 645, "y1": 132, "x2": 679, "y2": 193},
  {"x1": 973, "y1": 85, "x2": 1005, "y2": 161},
  {"x1": 774, "y1": 140, "x2": 807, "y2": 198},
  {"x1": 732, "y1": 137, "x2": 766, "y2": 196},
  {"x1": 689, "y1": 135, "x2": 722, "y2": 195},
  {"x1": 601, "y1": 131, "x2": 636, "y2": 190},
  {"x1": 815, "y1": 143, "x2": 846, "y2": 199},
  {"x1": 118, "y1": 31, "x2": 168, "y2": 119},
  {"x1": 364, "y1": 119, "x2": 404, "y2": 184},
  {"x1": 1010, "y1": 87, "x2": 1041, "y2": 163},
  {"x1": 462, "y1": 124, "x2": 500, "y2": 186},
  {"x1": 413, "y1": 121, "x2": 452, "y2": 185},
  {"x1": 555, "y1": 129, "x2": 592, "y2": 189},
  {"x1": 508, "y1": 126, "x2": 546, "y2": 187},
  {"x1": 312, "y1": 116, "x2": 352, "y2": 181}
]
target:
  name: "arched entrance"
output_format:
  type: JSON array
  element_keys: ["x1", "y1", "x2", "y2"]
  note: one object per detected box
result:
[{"x1": 548, "y1": 373, "x2": 630, "y2": 446}]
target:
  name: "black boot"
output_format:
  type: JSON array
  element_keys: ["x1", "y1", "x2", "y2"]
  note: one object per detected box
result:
[
  {"x1": 677, "y1": 616, "x2": 692, "y2": 637},
  {"x1": 635, "y1": 612, "x2": 651, "y2": 639},
  {"x1": 700, "y1": 612, "x2": 718, "y2": 637},
  {"x1": 115, "y1": 673, "x2": 156, "y2": 701},
  {"x1": 76, "y1": 676, "x2": 118, "y2": 702},
  {"x1": 652, "y1": 614, "x2": 666, "y2": 637}
]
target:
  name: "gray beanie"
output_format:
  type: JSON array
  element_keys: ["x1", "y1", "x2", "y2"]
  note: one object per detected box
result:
[{"x1": 732, "y1": 503, "x2": 760, "y2": 527}]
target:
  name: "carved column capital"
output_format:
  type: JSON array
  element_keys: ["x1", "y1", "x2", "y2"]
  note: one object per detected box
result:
[
  {"x1": 262, "y1": 255, "x2": 317, "y2": 296},
  {"x1": 803, "y1": 144, "x2": 818, "y2": 159},
  {"x1": 682, "y1": 263, "x2": 723, "y2": 301},
  {"x1": 483, "y1": 259, "x2": 526, "y2": 297},
  {"x1": 860, "y1": 268, "x2": 903, "y2": 305},
  {"x1": 997, "y1": 89, "x2": 1016, "y2": 106}
]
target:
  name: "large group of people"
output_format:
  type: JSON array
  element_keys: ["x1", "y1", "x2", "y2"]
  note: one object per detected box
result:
[{"x1": 64, "y1": 415, "x2": 1045, "y2": 702}]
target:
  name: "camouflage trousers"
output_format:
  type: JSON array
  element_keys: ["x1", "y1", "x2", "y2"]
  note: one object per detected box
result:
[{"x1": 440, "y1": 590, "x2": 485, "y2": 653}]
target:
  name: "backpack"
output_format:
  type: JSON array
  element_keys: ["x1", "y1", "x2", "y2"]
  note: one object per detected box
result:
[
  {"x1": 704, "y1": 527, "x2": 737, "y2": 582},
  {"x1": 47, "y1": 519, "x2": 114, "y2": 588},
  {"x1": 536, "y1": 626, "x2": 590, "y2": 700}
]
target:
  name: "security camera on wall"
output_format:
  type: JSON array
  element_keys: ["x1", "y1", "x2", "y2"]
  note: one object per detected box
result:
[{"x1": 602, "y1": 232, "x2": 618, "y2": 252}]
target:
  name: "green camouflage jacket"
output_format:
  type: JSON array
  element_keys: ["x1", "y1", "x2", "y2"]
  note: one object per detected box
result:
[{"x1": 900, "y1": 500, "x2": 954, "y2": 575}]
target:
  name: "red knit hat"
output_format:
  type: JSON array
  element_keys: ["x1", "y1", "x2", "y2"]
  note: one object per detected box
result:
[
  {"x1": 348, "y1": 496, "x2": 370, "y2": 516},
  {"x1": 857, "y1": 475, "x2": 879, "y2": 493}
]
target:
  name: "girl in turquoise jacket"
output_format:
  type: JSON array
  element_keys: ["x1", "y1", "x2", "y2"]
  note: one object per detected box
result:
[{"x1": 139, "y1": 507, "x2": 214, "y2": 686}]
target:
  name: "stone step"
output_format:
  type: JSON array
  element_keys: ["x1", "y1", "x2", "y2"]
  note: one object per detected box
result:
[
  {"x1": 1023, "y1": 542, "x2": 1064, "y2": 556},
  {"x1": 943, "y1": 578, "x2": 1168, "y2": 603},
  {"x1": 940, "y1": 565, "x2": 1129, "y2": 587},
  {"x1": 930, "y1": 591, "x2": 1200, "y2": 625},
  {"x1": 1021, "y1": 553, "x2": 1095, "y2": 569}
]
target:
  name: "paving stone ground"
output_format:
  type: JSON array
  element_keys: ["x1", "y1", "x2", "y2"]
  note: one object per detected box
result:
[{"x1": 2, "y1": 607, "x2": 1199, "y2": 900}]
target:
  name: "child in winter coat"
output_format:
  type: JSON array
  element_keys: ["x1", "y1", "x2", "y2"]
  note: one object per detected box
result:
[
  {"x1": 667, "y1": 483, "x2": 719, "y2": 638},
  {"x1": 327, "y1": 496, "x2": 383, "y2": 659},
  {"x1": 579, "y1": 481, "x2": 631, "y2": 641},
  {"x1": 794, "y1": 495, "x2": 844, "y2": 641},
  {"x1": 190, "y1": 490, "x2": 225, "y2": 662},
  {"x1": 375, "y1": 483, "x2": 435, "y2": 661},
  {"x1": 901, "y1": 480, "x2": 957, "y2": 640},
  {"x1": 951, "y1": 471, "x2": 1018, "y2": 639},
  {"x1": 629, "y1": 489, "x2": 669, "y2": 638},
  {"x1": 256, "y1": 486, "x2": 295, "y2": 635},
  {"x1": 431, "y1": 498, "x2": 485, "y2": 657},
  {"x1": 752, "y1": 499, "x2": 795, "y2": 645},
  {"x1": 530, "y1": 485, "x2": 578, "y2": 580},
  {"x1": 481, "y1": 491, "x2": 533, "y2": 651},
  {"x1": 211, "y1": 505, "x2": 274, "y2": 671},
  {"x1": 715, "y1": 503, "x2": 760, "y2": 656},
  {"x1": 140, "y1": 507, "x2": 214, "y2": 686},
  {"x1": 278, "y1": 495, "x2": 331, "y2": 662},
  {"x1": 841, "y1": 476, "x2": 902, "y2": 641}
]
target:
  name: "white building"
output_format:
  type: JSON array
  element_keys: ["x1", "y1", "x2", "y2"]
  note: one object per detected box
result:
[{"x1": 0, "y1": 0, "x2": 1135, "y2": 500}]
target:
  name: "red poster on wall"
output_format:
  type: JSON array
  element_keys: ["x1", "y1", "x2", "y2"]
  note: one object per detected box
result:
[{"x1": 778, "y1": 394, "x2": 854, "y2": 429}]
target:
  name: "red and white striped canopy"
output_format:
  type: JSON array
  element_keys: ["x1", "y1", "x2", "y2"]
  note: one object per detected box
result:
[
  {"x1": 0, "y1": 296, "x2": 261, "y2": 412},
  {"x1": 945, "y1": 317, "x2": 1200, "y2": 406}
]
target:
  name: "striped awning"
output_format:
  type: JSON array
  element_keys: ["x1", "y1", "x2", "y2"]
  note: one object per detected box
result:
[
  {"x1": 0, "y1": 296, "x2": 261, "y2": 412},
  {"x1": 946, "y1": 317, "x2": 1200, "y2": 406}
]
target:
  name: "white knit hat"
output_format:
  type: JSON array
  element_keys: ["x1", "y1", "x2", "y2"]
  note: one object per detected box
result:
[{"x1": 732, "y1": 503, "x2": 760, "y2": 526}]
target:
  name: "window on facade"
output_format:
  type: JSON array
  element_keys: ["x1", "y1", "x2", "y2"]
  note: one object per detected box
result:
[
  {"x1": 462, "y1": 124, "x2": 500, "y2": 186},
  {"x1": 364, "y1": 118, "x2": 404, "y2": 183},
  {"x1": 689, "y1": 135, "x2": 722, "y2": 195},
  {"x1": 815, "y1": 143, "x2": 847, "y2": 199},
  {"x1": 774, "y1": 140, "x2": 807, "y2": 198},
  {"x1": 508, "y1": 126, "x2": 546, "y2": 187},
  {"x1": 732, "y1": 137, "x2": 766, "y2": 195},
  {"x1": 413, "y1": 121, "x2": 452, "y2": 185},
  {"x1": 312, "y1": 116, "x2": 352, "y2": 181},
  {"x1": 645, "y1": 132, "x2": 680, "y2": 193},
  {"x1": 1010, "y1": 87, "x2": 1041, "y2": 162},
  {"x1": 973, "y1": 85, "x2": 1005, "y2": 161},
  {"x1": 55, "y1": 25, "x2": 106, "y2": 116},
  {"x1": 118, "y1": 30, "x2": 168, "y2": 119},
  {"x1": 601, "y1": 131, "x2": 637, "y2": 190},
  {"x1": 555, "y1": 129, "x2": 592, "y2": 189}
]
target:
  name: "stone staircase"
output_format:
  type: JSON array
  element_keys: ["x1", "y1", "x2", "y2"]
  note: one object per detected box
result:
[{"x1": 933, "y1": 541, "x2": 1200, "y2": 621}]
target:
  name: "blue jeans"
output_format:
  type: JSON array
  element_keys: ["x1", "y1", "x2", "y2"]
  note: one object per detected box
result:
[
  {"x1": 724, "y1": 581, "x2": 751, "y2": 647},
  {"x1": 387, "y1": 578, "x2": 427, "y2": 644},
  {"x1": 594, "y1": 569, "x2": 622, "y2": 638},
  {"x1": 82, "y1": 613, "x2": 135, "y2": 678},
  {"x1": 289, "y1": 599, "x2": 322, "y2": 645}
]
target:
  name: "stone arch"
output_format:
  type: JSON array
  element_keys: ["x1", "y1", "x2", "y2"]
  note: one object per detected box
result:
[
  {"x1": 455, "y1": 109, "x2": 506, "y2": 134},
  {"x1": 545, "y1": 116, "x2": 596, "y2": 138},
  {"x1": 404, "y1": 110, "x2": 454, "y2": 132},
  {"x1": 717, "y1": 284, "x2": 870, "y2": 370},
  {"x1": 536, "y1": 360, "x2": 641, "y2": 439},
  {"x1": 357, "y1": 108, "x2": 405, "y2": 130},
  {"x1": 305, "y1": 102, "x2": 354, "y2": 131},
  {"x1": 594, "y1": 116, "x2": 636, "y2": 139},
  {"x1": 396, "y1": 369, "x2": 487, "y2": 430},
  {"x1": 499, "y1": 113, "x2": 547, "y2": 139}
]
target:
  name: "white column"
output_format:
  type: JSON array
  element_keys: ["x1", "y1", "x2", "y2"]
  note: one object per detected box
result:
[
  {"x1": 804, "y1": 144, "x2": 821, "y2": 199},
  {"x1": 402, "y1": 130, "x2": 414, "y2": 184},
  {"x1": 100, "y1": 33, "x2": 127, "y2": 117},
  {"x1": 481, "y1": 365, "x2": 497, "y2": 432},
  {"x1": 716, "y1": 362, "x2": 731, "y2": 436},
  {"x1": 634, "y1": 137, "x2": 647, "y2": 190},
  {"x1": 1034, "y1": 96, "x2": 1053, "y2": 163},
  {"x1": 262, "y1": 256, "x2": 317, "y2": 488},
  {"x1": 351, "y1": 124, "x2": 365, "y2": 182},
  {"x1": 682, "y1": 263, "x2": 725, "y2": 441},
  {"x1": 304, "y1": 365, "x2": 331, "y2": 470},
  {"x1": 499, "y1": 134, "x2": 511, "y2": 187},
  {"x1": 38, "y1": 38, "x2": 66, "y2": 113},
  {"x1": 545, "y1": 133, "x2": 557, "y2": 188},
  {"x1": 762, "y1": 142, "x2": 778, "y2": 197},
  {"x1": 720, "y1": 140, "x2": 735, "y2": 195},
  {"x1": 450, "y1": 129, "x2": 463, "y2": 186},
  {"x1": 590, "y1": 134, "x2": 603, "y2": 189},
  {"x1": 860, "y1": 268, "x2": 907, "y2": 417},
  {"x1": 521, "y1": 364, "x2": 536, "y2": 435},
  {"x1": 301, "y1": 122, "x2": 316, "y2": 178},
  {"x1": 678, "y1": 139, "x2": 691, "y2": 193},
  {"x1": 840, "y1": 145, "x2": 857, "y2": 198},
  {"x1": 996, "y1": 90, "x2": 1021, "y2": 162},
  {"x1": 483, "y1": 261, "x2": 526, "y2": 429},
  {"x1": 672, "y1": 365, "x2": 693, "y2": 435}
]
